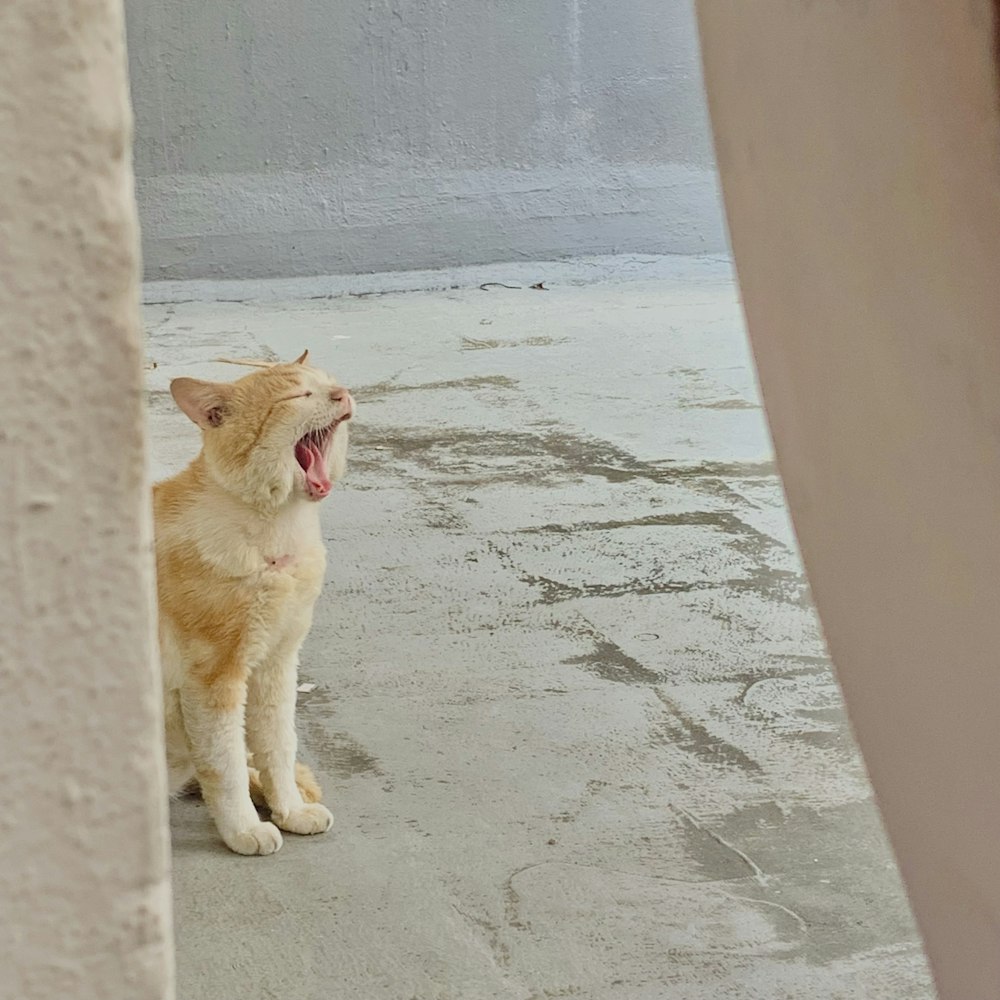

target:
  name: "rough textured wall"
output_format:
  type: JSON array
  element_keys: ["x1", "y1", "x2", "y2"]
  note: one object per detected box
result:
[
  {"x1": 0, "y1": 2, "x2": 174, "y2": 998},
  {"x1": 125, "y1": 0, "x2": 725, "y2": 279}
]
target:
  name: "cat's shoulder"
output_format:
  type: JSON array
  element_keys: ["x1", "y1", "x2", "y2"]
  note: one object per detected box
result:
[{"x1": 153, "y1": 458, "x2": 206, "y2": 523}]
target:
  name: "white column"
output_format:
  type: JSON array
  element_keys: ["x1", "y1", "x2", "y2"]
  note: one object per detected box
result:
[{"x1": 0, "y1": 1, "x2": 174, "y2": 998}]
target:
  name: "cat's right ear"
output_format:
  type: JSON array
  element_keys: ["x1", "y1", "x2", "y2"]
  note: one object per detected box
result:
[{"x1": 170, "y1": 378, "x2": 232, "y2": 430}]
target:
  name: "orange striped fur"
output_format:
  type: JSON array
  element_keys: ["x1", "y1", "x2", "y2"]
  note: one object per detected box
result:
[{"x1": 154, "y1": 352, "x2": 353, "y2": 855}]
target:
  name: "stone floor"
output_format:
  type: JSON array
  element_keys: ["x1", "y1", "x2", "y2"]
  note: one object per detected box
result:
[{"x1": 143, "y1": 255, "x2": 934, "y2": 1000}]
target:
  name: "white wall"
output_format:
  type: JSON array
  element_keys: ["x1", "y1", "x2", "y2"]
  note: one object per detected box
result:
[{"x1": 125, "y1": 0, "x2": 726, "y2": 279}]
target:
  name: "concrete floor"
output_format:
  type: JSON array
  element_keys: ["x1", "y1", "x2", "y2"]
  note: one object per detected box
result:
[{"x1": 143, "y1": 256, "x2": 934, "y2": 1000}]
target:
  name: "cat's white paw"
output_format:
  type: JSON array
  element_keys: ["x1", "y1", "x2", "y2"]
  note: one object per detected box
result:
[
  {"x1": 274, "y1": 803, "x2": 334, "y2": 836},
  {"x1": 223, "y1": 820, "x2": 284, "y2": 856}
]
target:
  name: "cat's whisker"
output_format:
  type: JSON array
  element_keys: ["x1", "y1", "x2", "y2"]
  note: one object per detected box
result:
[{"x1": 213, "y1": 356, "x2": 277, "y2": 368}]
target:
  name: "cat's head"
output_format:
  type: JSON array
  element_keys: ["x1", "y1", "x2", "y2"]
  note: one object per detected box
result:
[{"x1": 169, "y1": 351, "x2": 354, "y2": 509}]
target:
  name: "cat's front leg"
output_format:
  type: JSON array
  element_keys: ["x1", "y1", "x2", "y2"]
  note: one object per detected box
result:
[
  {"x1": 180, "y1": 676, "x2": 284, "y2": 855},
  {"x1": 245, "y1": 641, "x2": 333, "y2": 837}
]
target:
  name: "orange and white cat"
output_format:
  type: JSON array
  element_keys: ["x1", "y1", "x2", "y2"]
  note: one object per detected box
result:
[{"x1": 153, "y1": 350, "x2": 353, "y2": 855}]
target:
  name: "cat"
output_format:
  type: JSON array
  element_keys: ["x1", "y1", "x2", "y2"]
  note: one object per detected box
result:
[{"x1": 153, "y1": 350, "x2": 353, "y2": 855}]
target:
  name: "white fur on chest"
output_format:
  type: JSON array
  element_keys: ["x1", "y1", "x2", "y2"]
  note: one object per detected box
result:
[{"x1": 189, "y1": 490, "x2": 326, "y2": 579}]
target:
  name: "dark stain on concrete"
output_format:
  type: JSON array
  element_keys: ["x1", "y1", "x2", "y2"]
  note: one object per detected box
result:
[
  {"x1": 559, "y1": 617, "x2": 664, "y2": 685},
  {"x1": 563, "y1": 637, "x2": 664, "y2": 685},
  {"x1": 726, "y1": 566, "x2": 811, "y2": 607},
  {"x1": 789, "y1": 730, "x2": 850, "y2": 752},
  {"x1": 297, "y1": 683, "x2": 383, "y2": 778},
  {"x1": 315, "y1": 731, "x2": 383, "y2": 778},
  {"x1": 519, "y1": 510, "x2": 754, "y2": 534},
  {"x1": 146, "y1": 388, "x2": 178, "y2": 414},
  {"x1": 518, "y1": 509, "x2": 792, "y2": 578},
  {"x1": 461, "y1": 335, "x2": 569, "y2": 351},
  {"x1": 509, "y1": 565, "x2": 808, "y2": 608},
  {"x1": 771, "y1": 653, "x2": 831, "y2": 667},
  {"x1": 690, "y1": 800, "x2": 924, "y2": 966},
  {"x1": 357, "y1": 375, "x2": 519, "y2": 401},
  {"x1": 351, "y1": 422, "x2": 775, "y2": 492},
  {"x1": 672, "y1": 805, "x2": 769, "y2": 882},
  {"x1": 735, "y1": 667, "x2": 824, "y2": 707},
  {"x1": 519, "y1": 570, "x2": 714, "y2": 605},
  {"x1": 654, "y1": 690, "x2": 764, "y2": 774},
  {"x1": 556, "y1": 623, "x2": 768, "y2": 786},
  {"x1": 452, "y1": 903, "x2": 511, "y2": 968},
  {"x1": 680, "y1": 398, "x2": 760, "y2": 410},
  {"x1": 418, "y1": 495, "x2": 467, "y2": 530},
  {"x1": 493, "y1": 506, "x2": 809, "y2": 608}
]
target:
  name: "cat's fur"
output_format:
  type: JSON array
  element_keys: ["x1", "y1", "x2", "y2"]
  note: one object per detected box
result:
[{"x1": 154, "y1": 351, "x2": 353, "y2": 855}]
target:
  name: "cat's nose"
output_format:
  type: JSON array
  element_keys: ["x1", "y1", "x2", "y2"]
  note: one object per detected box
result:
[{"x1": 331, "y1": 387, "x2": 354, "y2": 420}]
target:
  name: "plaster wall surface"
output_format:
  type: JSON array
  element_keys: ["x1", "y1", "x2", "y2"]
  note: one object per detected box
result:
[
  {"x1": 125, "y1": 0, "x2": 725, "y2": 279},
  {"x1": 0, "y1": 2, "x2": 174, "y2": 997}
]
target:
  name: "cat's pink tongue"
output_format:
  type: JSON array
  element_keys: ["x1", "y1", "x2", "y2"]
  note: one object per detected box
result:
[{"x1": 295, "y1": 440, "x2": 331, "y2": 500}]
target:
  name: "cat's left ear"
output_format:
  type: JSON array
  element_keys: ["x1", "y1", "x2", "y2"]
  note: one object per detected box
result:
[
  {"x1": 293, "y1": 350, "x2": 309, "y2": 365},
  {"x1": 170, "y1": 378, "x2": 233, "y2": 430}
]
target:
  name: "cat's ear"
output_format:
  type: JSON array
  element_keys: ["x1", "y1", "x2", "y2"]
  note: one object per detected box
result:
[
  {"x1": 170, "y1": 378, "x2": 232, "y2": 430},
  {"x1": 293, "y1": 350, "x2": 309, "y2": 365}
]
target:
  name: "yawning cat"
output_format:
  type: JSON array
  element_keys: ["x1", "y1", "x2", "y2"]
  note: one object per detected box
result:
[{"x1": 154, "y1": 350, "x2": 353, "y2": 855}]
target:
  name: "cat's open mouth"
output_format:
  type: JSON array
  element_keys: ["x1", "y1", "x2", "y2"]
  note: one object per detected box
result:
[{"x1": 294, "y1": 421, "x2": 343, "y2": 501}]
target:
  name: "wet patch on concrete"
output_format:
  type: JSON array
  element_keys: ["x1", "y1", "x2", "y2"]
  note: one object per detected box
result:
[
  {"x1": 562, "y1": 635, "x2": 664, "y2": 686},
  {"x1": 460, "y1": 335, "x2": 570, "y2": 351},
  {"x1": 517, "y1": 570, "x2": 716, "y2": 604},
  {"x1": 296, "y1": 683, "x2": 383, "y2": 778},
  {"x1": 724, "y1": 566, "x2": 812, "y2": 607},
  {"x1": 673, "y1": 805, "x2": 771, "y2": 882},
  {"x1": 450, "y1": 902, "x2": 512, "y2": 969},
  {"x1": 734, "y1": 668, "x2": 858, "y2": 758},
  {"x1": 356, "y1": 374, "x2": 519, "y2": 402},
  {"x1": 506, "y1": 563, "x2": 807, "y2": 609},
  {"x1": 145, "y1": 388, "x2": 177, "y2": 414},
  {"x1": 740, "y1": 673, "x2": 847, "y2": 739},
  {"x1": 417, "y1": 495, "x2": 468, "y2": 531},
  {"x1": 313, "y1": 731, "x2": 383, "y2": 778},
  {"x1": 681, "y1": 397, "x2": 760, "y2": 410},
  {"x1": 488, "y1": 508, "x2": 809, "y2": 609},
  {"x1": 352, "y1": 422, "x2": 775, "y2": 491},
  {"x1": 653, "y1": 690, "x2": 764, "y2": 774},
  {"x1": 685, "y1": 800, "x2": 925, "y2": 966},
  {"x1": 517, "y1": 510, "x2": 803, "y2": 600}
]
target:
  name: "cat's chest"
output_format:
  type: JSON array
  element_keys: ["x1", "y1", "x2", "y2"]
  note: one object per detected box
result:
[
  {"x1": 254, "y1": 513, "x2": 321, "y2": 566},
  {"x1": 198, "y1": 500, "x2": 326, "y2": 585},
  {"x1": 250, "y1": 510, "x2": 325, "y2": 584}
]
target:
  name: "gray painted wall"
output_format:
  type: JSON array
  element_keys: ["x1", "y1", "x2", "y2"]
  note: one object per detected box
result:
[{"x1": 126, "y1": 0, "x2": 725, "y2": 280}]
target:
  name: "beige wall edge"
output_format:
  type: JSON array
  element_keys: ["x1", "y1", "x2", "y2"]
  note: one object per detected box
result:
[
  {"x1": 697, "y1": 2, "x2": 1000, "y2": 996},
  {"x1": 0, "y1": 2, "x2": 174, "y2": 998}
]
